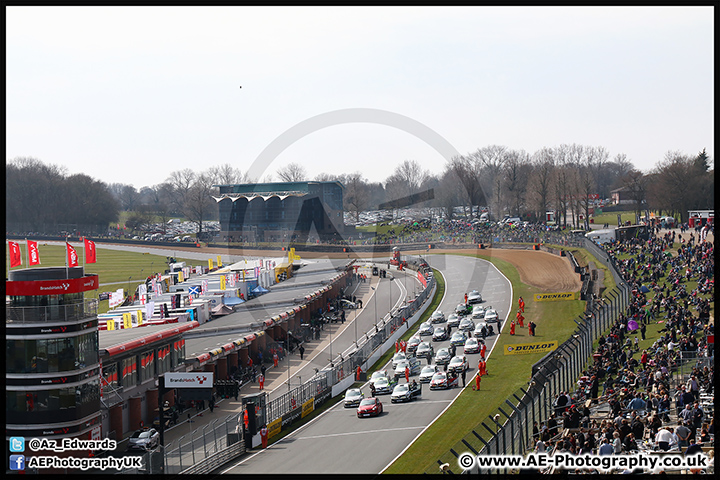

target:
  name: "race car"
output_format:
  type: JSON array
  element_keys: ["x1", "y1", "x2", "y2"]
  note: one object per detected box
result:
[
  {"x1": 357, "y1": 397, "x2": 383, "y2": 418},
  {"x1": 390, "y1": 382, "x2": 422, "y2": 403},
  {"x1": 429, "y1": 371, "x2": 459, "y2": 390}
]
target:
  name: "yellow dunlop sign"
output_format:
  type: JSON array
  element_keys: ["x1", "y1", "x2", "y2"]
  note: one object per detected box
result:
[
  {"x1": 533, "y1": 292, "x2": 575, "y2": 302},
  {"x1": 217, "y1": 255, "x2": 222, "y2": 267},
  {"x1": 123, "y1": 312, "x2": 133, "y2": 329},
  {"x1": 208, "y1": 258, "x2": 214, "y2": 270},
  {"x1": 504, "y1": 341, "x2": 558, "y2": 355},
  {"x1": 302, "y1": 398, "x2": 315, "y2": 418},
  {"x1": 267, "y1": 418, "x2": 282, "y2": 439}
]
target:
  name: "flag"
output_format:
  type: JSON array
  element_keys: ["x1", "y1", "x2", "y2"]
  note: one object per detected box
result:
[
  {"x1": 27, "y1": 240, "x2": 41, "y2": 265},
  {"x1": 84, "y1": 238, "x2": 97, "y2": 263},
  {"x1": 8, "y1": 241, "x2": 22, "y2": 267},
  {"x1": 66, "y1": 243, "x2": 79, "y2": 267},
  {"x1": 189, "y1": 285, "x2": 200, "y2": 296}
]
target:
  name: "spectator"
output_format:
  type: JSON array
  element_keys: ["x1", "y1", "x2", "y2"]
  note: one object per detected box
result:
[{"x1": 598, "y1": 437, "x2": 614, "y2": 455}]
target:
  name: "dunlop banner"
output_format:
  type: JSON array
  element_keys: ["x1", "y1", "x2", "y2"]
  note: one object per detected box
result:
[
  {"x1": 267, "y1": 418, "x2": 282, "y2": 439},
  {"x1": 301, "y1": 397, "x2": 315, "y2": 418},
  {"x1": 504, "y1": 341, "x2": 558, "y2": 355},
  {"x1": 533, "y1": 292, "x2": 575, "y2": 302}
]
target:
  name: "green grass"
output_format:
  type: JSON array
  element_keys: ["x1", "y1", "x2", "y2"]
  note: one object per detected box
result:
[
  {"x1": 384, "y1": 251, "x2": 586, "y2": 474},
  {"x1": 591, "y1": 210, "x2": 638, "y2": 226},
  {"x1": 6, "y1": 242, "x2": 200, "y2": 314}
]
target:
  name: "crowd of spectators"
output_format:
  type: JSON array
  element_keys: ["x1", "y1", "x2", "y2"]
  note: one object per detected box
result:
[{"x1": 530, "y1": 225, "x2": 713, "y2": 473}]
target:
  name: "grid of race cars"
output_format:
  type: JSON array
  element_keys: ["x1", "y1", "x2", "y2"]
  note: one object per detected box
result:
[{"x1": 347, "y1": 290, "x2": 499, "y2": 417}]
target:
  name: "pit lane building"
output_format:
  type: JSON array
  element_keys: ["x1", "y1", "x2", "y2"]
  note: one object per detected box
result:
[
  {"x1": 5, "y1": 256, "x2": 353, "y2": 450},
  {"x1": 213, "y1": 181, "x2": 346, "y2": 243}
]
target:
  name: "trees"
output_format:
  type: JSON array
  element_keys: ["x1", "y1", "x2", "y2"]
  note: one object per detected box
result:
[
  {"x1": 6, "y1": 157, "x2": 119, "y2": 234},
  {"x1": 502, "y1": 149, "x2": 532, "y2": 218},
  {"x1": 527, "y1": 148, "x2": 554, "y2": 223},
  {"x1": 446, "y1": 154, "x2": 485, "y2": 219},
  {"x1": 276, "y1": 162, "x2": 307, "y2": 182},
  {"x1": 342, "y1": 172, "x2": 370, "y2": 222},
  {"x1": 647, "y1": 150, "x2": 714, "y2": 222}
]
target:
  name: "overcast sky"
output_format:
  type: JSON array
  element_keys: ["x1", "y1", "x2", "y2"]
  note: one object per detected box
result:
[{"x1": 6, "y1": 6, "x2": 714, "y2": 190}]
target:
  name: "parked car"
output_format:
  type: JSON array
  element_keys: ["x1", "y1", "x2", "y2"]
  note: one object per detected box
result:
[
  {"x1": 391, "y1": 352, "x2": 408, "y2": 369},
  {"x1": 127, "y1": 428, "x2": 160, "y2": 451},
  {"x1": 458, "y1": 317, "x2": 475, "y2": 333},
  {"x1": 429, "y1": 371, "x2": 459, "y2": 390},
  {"x1": 448, "y1": 355, "x2": 469, "y2": 374},
  {"x1": 483, "y1": 308, "x2": 499, "y2": 323},
  {"x1": 394, "y1": 357, "x2": 422, "y2": 380},
  {"x1": 369, "y1": 370, "x2": 389, "y2": 386},
  {"x1": 406, "y1": 334, "x2": 422, "y2": 353},
  {"x1": 357, "y1": 397, "x2": 383, "y2": 417},
  {"x1": 416, "y1": 341, "x2": 435, "y2": 359},
  {"x1": 418, "y1": 321, "x2": 434, "y2": 336},
  {"x1": 468, "y1": 290, "x2": 483, "y2": 304},
  {"x1": 432, "y1": 326, "x2": 449, "y2": 342},
  {"x1": 340, "y1": 299, "x2": 359, "y2": 309},
  {"x1": 463, "y1": 337, "x2": 481, "y2": 354},
  {"x1": 473, "y1": 322, "x2": 491, "y2": 338},
  {"x1": 419, "y1": 365, "x2": 440, "y2": 383},
  {"x1": 372, "y1": 376, "x2": 397, "y2": 395},
  {"x1": 344, "y1": 388, "x2": 365, "y2": 407},
  {"x1": 391, "y1": 382, "x2": 422, "y2": 403},
  {"x1": 450, "y1": 331, "x2": 468, "y2": 347},
  {"x1": 446, "y1": 313, "x2": 461, "y2": 328},
  {"x1": 455, "y1": 303, "x2": 472, "y2": 316},
  {"x1": 471, "y1": 305, "x2": 486, "y2": 320},
  {"x1": 434, "y1": 348, "x2": 452, "y2": 365},
  {"x1": 430, "y1": 310, "x2": 445, "y2": 324}
]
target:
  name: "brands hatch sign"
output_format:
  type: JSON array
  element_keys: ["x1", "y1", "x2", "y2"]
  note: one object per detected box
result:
[{"x1": 165, "y1": 372, "x2": 214, "y2": 388}]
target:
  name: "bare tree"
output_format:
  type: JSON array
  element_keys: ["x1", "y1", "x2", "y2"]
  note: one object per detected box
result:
[
  {"x1": 207, "y1": 164, "x2": 252, "y2": 185},
  {"x1": 622, "y1": 170, "x2": 648, "y2": 219},
  {"x1": 343, "y1": 172, "x2": 370, "y2": 222},
  {"x1": 502, "y1": 149, "x2": 532, "y2": 217},
  {"x1": 276, "y1": 162, "x2": 307, "y2": 182},
  {"x1": 471, "y1": 145, "x2": 508, "y2": 218},
  {"x1": 183, "y1": 172, "x2": 216, "y2": 239},
  {"x1": 165, "y1": 169, "x2": 197, "y2": 216},
  {"x1": 528, "y1": 148, "x2": 555, "y2": 222},
  {"x1": 446, "y1": 155, "x2": 484, "y2": 218}
]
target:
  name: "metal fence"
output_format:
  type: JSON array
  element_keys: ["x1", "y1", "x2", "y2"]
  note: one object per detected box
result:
[
  {"x1": 6, "y1": 299, "x2": 99, "y2": 324},
  {"x1": 429, "y1": 237, "x2": 633, "y2": 474}
]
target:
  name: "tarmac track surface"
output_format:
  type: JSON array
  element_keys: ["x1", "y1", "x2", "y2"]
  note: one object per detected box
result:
[{"x1": 219, "y1": 254, "x2": 515, "y2": 474}]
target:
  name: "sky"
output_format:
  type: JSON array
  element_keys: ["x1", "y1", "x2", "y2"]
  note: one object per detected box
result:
[{"x1": 6, "y1": 6, "x2": 714, "y2": 190}]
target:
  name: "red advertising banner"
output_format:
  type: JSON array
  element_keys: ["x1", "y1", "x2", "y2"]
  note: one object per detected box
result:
[
  {"x1": 66, "y1": 242, "x2": 79, "y2": 267},
  {"x1": 27, "y1": 240, "x2": 41, "y2": 265},
  {"x1": 417, "y1": 270, "x2": 427, "y2": 288},
  {"x1": 8, "y1": 240, "x2": 22, "y2": 267},
  {"x1": 84, "y1": 238, "x2": 97, "y2": 264},
  {"x1": 6, "y1": 274, "x2": 99, "y2": 296}
]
